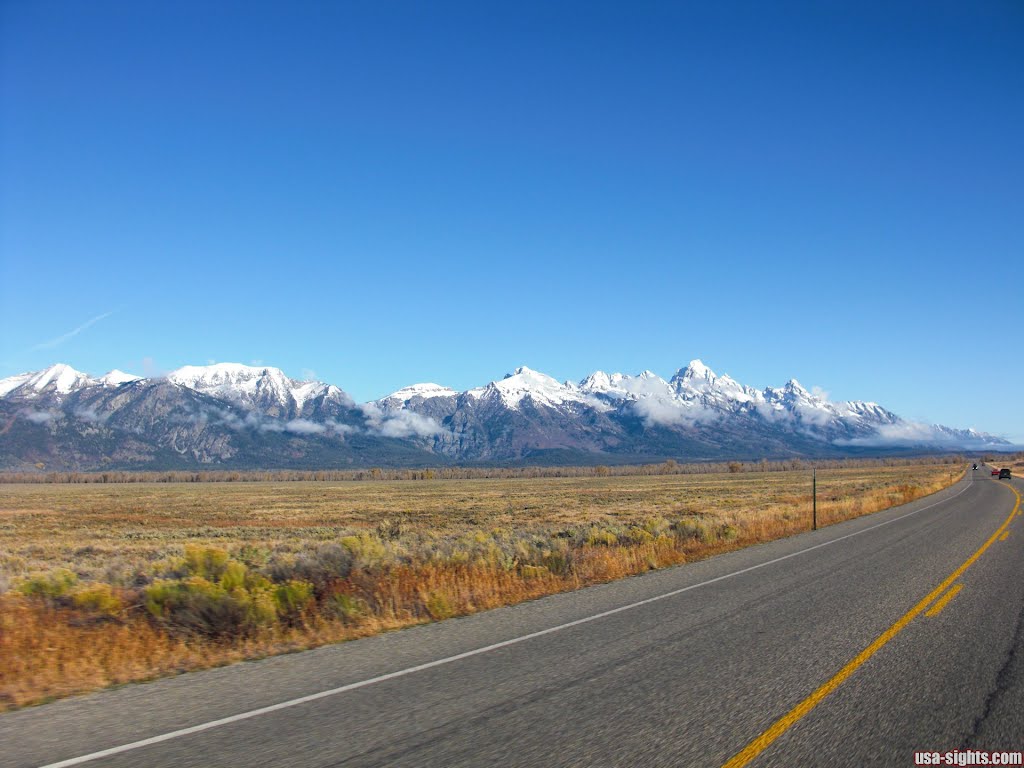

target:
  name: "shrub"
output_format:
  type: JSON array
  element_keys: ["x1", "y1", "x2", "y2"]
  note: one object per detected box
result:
[
  {"x1": 542, "y1": 548, "x2": 573, "y2": 576},
  {"x1": 71, "y1": 583, "x2": 123, "y2": 615},
  {"x1": 672, "y1": 518, "x2": 713, "y2": 543},
  {"x1": 219, "y1": 560, "x2": 249, "y2": 592},
  {"x1": 521, "y1": 564, "x2": 549, "y2": 580},
  {"x1": 237, "y1": 545, "x2": 271, "y2": 568},
  {"x1": 272, "y1": 544, "x2": 353, "y2": 591},
  {"x1": 273, "y1": 580, "x2": 314, "y2": 626},
  {"x1": 423, "y1": 591, "x2": 454, "y2": 620},
  {"x1": 183, "y1": 546, "x2": 230, "y2": 580},
  {"x1": 144, "y1": 576, "x2": 277, "y2": 638},
  {"x1": 627, "y1": 527, "x2": 655, "y2": 544},
  {"x1": 18, "y1": 569, "x2": 78, "y2": 602},
  {"x1": 642, "y1": 517, "x2": 670, "y2": 537},
  {"x1": 376, "y1": 518, "x2": 404, "y2": 541},
  {"x1": 585, "y1": 527, "x2": 619, "y2": 547},
  {"x1": 327, "y1": 592, "x2": 368, "y2": 623},
  {"x1": 341, "y1": 534, "x2": 389, "y2": 571}
]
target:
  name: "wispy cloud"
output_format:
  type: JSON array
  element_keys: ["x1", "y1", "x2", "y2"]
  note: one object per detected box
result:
[
  {"x1": 360, "y1": 403, "x2": 443, "y2": 438},
  {"x1": 32, "y1": 311, "x2": 114, "y2": 350}
]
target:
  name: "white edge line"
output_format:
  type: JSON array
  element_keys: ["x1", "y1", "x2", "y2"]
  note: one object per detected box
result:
[{"x1": 39, "y1": 480, "x2": 973, "y2": 768}]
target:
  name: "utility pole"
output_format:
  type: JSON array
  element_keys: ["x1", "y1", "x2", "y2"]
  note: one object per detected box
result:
[{"x1": 812, "y1": 467, "x2": 817, "y2": 531}]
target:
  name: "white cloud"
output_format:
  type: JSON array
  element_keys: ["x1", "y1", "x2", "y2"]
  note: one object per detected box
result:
[
  {"x1": 835, "y1": 421, "x2": 1010, "y2": 449},
  {"x1": 284, "y1": 419, "x2": 326, "y2": 435},
  {"x1": 360, "y1": 403, "x2": 443, "y2": 438},
  {"x1": 324, "y1": 420, "x2": 357, "y2": 436},
  {"x1": 22, "y1": 409, "x2": 53, "y2": 424},
  {"x1": 791, "y1": 401, "x2": 833, "y2": 427},
  {"x1": 631, "y1": 396, "x2": 716, "y2": 428},
  {"x1": 32, "y1": 311, "x2": 114, "y2": 350},
  {"x1": 74, "y1": 407, "x2": 107, "y2": 424},
  {"x1": 810, "y1": 386, "x2": 830, "y2": 401}
]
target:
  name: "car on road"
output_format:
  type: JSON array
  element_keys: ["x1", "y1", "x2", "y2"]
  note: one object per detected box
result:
[
  {"x1": 992, "y1": 469, "x2": 1001, "y2": 476},
  {"x1": 999, "y1": 468, "x2": 1012, "y2": 479}
]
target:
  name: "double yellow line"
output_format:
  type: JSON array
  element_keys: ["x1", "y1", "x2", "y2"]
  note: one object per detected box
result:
[{"x1": 723, "y1": 480, "x2": 1022, "y2": 768}]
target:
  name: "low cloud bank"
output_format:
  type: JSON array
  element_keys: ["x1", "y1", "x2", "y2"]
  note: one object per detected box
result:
[
  {"x1": 835, "y1": 421, "x2": 1014, "y2": 450},
  {"x1": 21, "y1": 409, "x2": 54, "y2": 425},
  {"x1": 360, "y1": 404, "x2": 443, "y2": 439},
  {"x1": 631, "y1": 396, "x2": 717, "y2": 428}
]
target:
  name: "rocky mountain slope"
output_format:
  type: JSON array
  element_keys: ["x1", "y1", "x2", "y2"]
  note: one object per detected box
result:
[{"x1": 0, "y1": 361, "x2": 1009, "y2": 471}]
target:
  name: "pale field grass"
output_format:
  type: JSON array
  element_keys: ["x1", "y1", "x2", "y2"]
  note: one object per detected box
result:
[
  {"x1": 0, "y1": 462, "x2": 963, "y2": 710},
  {"x1": 0, "y1": 463, "x2": 962, "y2": 583}
]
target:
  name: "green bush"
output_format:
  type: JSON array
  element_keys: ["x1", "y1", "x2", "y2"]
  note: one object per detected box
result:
[
  {"x1": 183, "y1": 545, "x2": 230, "y2": 580},
  {"x1": 641, "y1": 517, "x2": 671, "y2": 537},
  {"x1": 219, "y1": 560, "x2": 249, "y2": 592},
  {"x1": 271, "y1": 543, "x2": 353, "y2": 590},
  {"x1": 18, "y1": 569, "x2": 78, "y2": 601},
  {"x1": 71, "y1": 582, "x2": 123, "y2": 615},
  {"x1": 423, "y1": 591, "x2": 454, "y2": 620},
  {"x1": 672, "y1": 518, "x2": 713, "y2": 543},
  {"x1": 585, "y1": 527, "x2": 619, "y2": 547},
  {"x1": 273, "y1": 580, "x2": 314, "y2": 625},
  {"x1": 341, "y1": 534, "x2": 389, "y2": 571},
  {"x1": 327, "y1": 593, "x2": 368, "y2": 623},
  {"x1": 145, "y1": 575, "x2": 278, "y2": 638},
  {"x1": 542, "y1": 547, "x2": 573, "y2": 576},
  {"x1": 626, "y1": 527, "x2": 655, "y2": 544}
]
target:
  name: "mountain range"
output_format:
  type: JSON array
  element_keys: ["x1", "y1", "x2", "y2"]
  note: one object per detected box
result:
[{"x1": 0, "y1": 361, "x2": 1010, "y2": 471}]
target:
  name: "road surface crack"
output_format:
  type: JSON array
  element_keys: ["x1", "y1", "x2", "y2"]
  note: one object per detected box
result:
[{"x1": 961, "y1": 588, "x2": 1024, "y2": 747}]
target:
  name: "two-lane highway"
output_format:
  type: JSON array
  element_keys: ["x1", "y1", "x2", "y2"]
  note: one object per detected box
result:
[{"x1": 3, "y1": 469, "x2": 1022, "y2": 767}]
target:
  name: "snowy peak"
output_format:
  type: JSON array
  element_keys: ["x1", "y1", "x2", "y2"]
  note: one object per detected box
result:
[
  {"x1": 1, "y1": 359, "x2": 1012, "y2": 461},
  {"x1": 168, "y1": 363, "x2": 291, "y2": 392},
  {"x1": 1, "y1": 364, "x2": 96, "y2": 398},
  {"x1": 673, "y1": 359, "x2": 717, "y2": 387},
  {"x1": 785, "y1": 379, "x2": 810, "y2": 396},
  {"x1": 31, "y1": 363, "x2": 94, "y2": 394},
  {"x1": 381, "y1": 383, "x2": 458, "y2": 404},
  {"x1": 469, "y1": 366, "x2": 585, "y2": 409},
  {"x1": 99, "y1": 370, "x2": 141, "y2": 387},
  {"x1": 0, "y1": 372, "x2": 34, "y2": 398},
  {"x1": 578, "y1": 371, "x2": 614, "y2": 392},
  {"x1": 577, "y1": 370, "x2": 673, "y2": 403},
  {"x1": 166, "y1": 363, "x2": 349, "y2": 414}
]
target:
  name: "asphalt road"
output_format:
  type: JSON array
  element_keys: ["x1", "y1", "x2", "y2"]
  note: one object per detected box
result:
[{"x1": 3, "y1": 468, "x2": 1022, "y2": 768}]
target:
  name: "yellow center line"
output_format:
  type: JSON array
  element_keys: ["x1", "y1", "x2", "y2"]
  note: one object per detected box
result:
[
  {"x1": 1000, "y1": 531, "x2": 1010, "y2": 542},
  {"x1": 925, "y1": 583, "x2": 963, "y2": 617},
  {"x1": 722, "y1": 482, "x2": 1022, "y2": 768}
]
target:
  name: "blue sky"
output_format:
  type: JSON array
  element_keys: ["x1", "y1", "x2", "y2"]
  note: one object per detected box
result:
[{"x1": 2, "y1": 1, "x2": 1022, "y2": 442}]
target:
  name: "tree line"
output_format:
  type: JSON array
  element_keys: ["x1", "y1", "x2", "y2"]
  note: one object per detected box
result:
[{"x1": 0, "y1": 453, "x2": 976, "y2": 484}]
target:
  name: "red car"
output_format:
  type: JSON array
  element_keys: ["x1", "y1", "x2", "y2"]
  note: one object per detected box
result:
[{"x1": 992, "y1": 469, "x2": 1000, "y2": 476}]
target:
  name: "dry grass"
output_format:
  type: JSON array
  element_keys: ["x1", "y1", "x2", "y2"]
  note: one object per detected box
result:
[{"x1": 0, "y1": 461, "x2": 963, "y2": 710}]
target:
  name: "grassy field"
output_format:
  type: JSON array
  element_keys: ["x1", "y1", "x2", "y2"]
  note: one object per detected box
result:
[{"x1": 0, "y1": 460, "x2": 963, "y2": 710}]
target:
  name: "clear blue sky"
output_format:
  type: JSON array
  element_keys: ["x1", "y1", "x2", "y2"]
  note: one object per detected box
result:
[{"x1": 2, "y1": 1, "x2": 1022, "y2": 442}]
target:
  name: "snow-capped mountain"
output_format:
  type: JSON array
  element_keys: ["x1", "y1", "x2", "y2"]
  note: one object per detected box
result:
[
  {"x1": 167, "y1": 363, "x2": 352, "y2": 419},
  {"x1": 465, "y1": 367, "x2": 593, "y2": 410},
  {"x1": 99, "y1": 370, "x2": 142, "y2": 387},
  {"x1": 0, "y1": 364, "x2": 125, "y2": 399},
  {"x1": 371, "y1": 359, "x2": 1009, "y2": 460},
  {"x1": 378, "y1": 383, "x2": 459, "y2": 407},
  {"x1": 0, "y1": 359, "x2": 1012, "y2": 471}
]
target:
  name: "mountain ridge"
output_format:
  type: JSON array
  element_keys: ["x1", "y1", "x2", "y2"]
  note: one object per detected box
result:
[{"x1": 0, "y1": 360, "x2": 1011, "y2": 471}]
